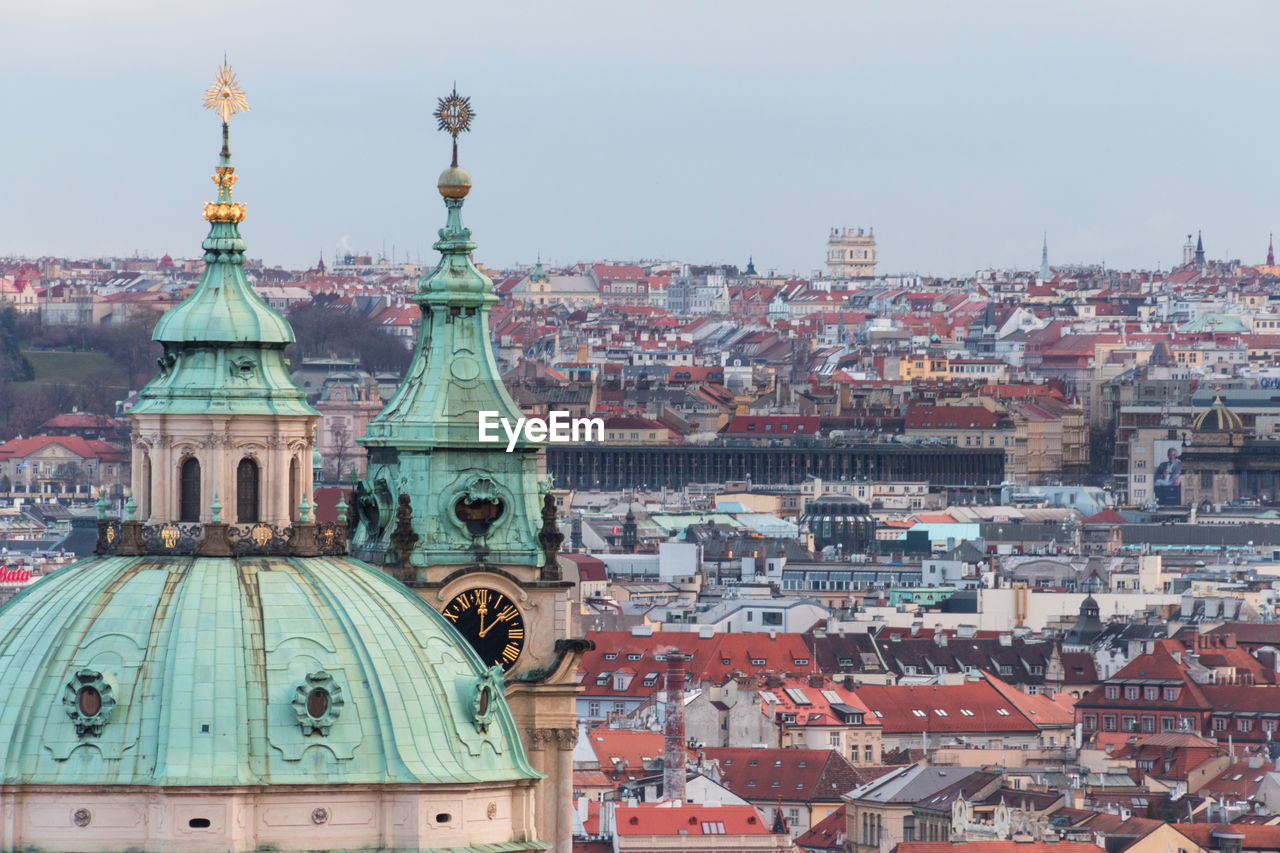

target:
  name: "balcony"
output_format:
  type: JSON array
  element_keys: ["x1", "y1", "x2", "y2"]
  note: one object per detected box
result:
[{"x1": 95, "y1": 519, "x2": 348, "y2": 558}]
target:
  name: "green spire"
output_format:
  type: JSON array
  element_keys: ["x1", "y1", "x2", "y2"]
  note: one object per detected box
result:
[
  {"x1": 530, "y1": 253, "x2": 549, "y2": 283},
  {"x1": 351, "y1": 98, "x2": 544, "y2": 570},
  {"x1": 360, "y1": 165, "x2": 527, "y2": 447},
  {"x1": 132, "y1": 121, "x2": 315, "y2": 418},
  {"x1": 151, "y1": 123, "x2": 292, "y2": 345}
]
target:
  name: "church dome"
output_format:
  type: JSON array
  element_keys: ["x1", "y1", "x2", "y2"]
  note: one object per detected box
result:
[
  {"x1": 1192, "y1": 393, "x2": 1244, "y2": 433},
  {"x1": 0, "y1": 554, "x2": 537, "y2": 788}
]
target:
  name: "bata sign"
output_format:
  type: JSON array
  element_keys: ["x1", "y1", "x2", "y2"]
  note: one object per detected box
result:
[{"x1": 0, "y1": 566, "x2": 31, "y2": 583}]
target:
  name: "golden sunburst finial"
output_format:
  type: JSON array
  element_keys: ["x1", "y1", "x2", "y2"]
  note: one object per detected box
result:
[
  {"x1": 203, "y1": 63, "x2": 250, "y2": 123},
  {"x1": 434, "y1": 86, "x2": 475, "y2": 167}
]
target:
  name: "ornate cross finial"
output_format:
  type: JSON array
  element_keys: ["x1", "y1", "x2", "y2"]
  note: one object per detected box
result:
[
  {"x1": 203, "y1": 63, "x2": 250, "y2": 124},
  {"x1": 434, "y1": 85, "x2": 475, "y2": 167}
]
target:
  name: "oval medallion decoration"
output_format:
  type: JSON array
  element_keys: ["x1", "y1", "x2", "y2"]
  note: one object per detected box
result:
[{"x1": 450, "y1": 355, "x2": 480, "y2": 382}]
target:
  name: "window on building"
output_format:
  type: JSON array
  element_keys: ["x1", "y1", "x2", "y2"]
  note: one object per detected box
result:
[
  {"x1": 236, "y1": 457, "x2": 260, "y2": 523},
  {"x1": 1125, "y1": 686, "x2": 1139, "y2": 700},
  {"x1": 588, "y1": 702, "x2": 600, "y2": 716},
  {"x1": 1144, "y1": 687, "x2": 1159, "y2": 701},
  {"x1": 1083, "y1": 714, "x2": 1097, "y2": 731},
  {"x1": 1105, "y1": 685, "x2": 1119, "y2": 700},
  {"x1": 1213, "y1": 717, "x2": 1227, "y2": 731},
  {"x1": 289, "y1": 456, "x2": 300, "y2": 523},
  {"x1": 179, "y1": 457, "x2": 201, "y2": 522},
  {"x1": 1164, "y1": 687, "x2": 1179, "y2": 701},
  {"x1": 1103, "y1": 715, "x2": 1117, "y2": 731}
]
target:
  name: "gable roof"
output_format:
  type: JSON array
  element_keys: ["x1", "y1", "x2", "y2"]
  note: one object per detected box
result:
[
  {"x1": 852, "y1": 681, "x2": 1040, "y2": 734},
  {"x1": 703, "y1": 747, "x2": 862, "y2": 804},
  {"x1": 613, "y1": 803, "x2": 772, "y2": 837}
]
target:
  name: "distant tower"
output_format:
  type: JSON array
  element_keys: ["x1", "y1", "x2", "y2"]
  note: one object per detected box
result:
[
  {"x1": 745, "y1": 255, "x2": 757, "y2": 276},
  {"x1": 1040, "y1": 232, "x2": 1050, "y2": 281},
  {"x1": 621, "y1": 508, "x2": 637, "y2": 552},
  {"x1": 315, "y1": 252, "x2": 326, "y2": 274},
  {"x1": 1268, "y1": 234, "x2": 1274, "y2": 267},
  {"x1": 1194, "y1": 231, "x2": 1206, "y2": 266},
  {"x1": 1183, "y1": 234, "x2": 1196, "y2": 266},
  {"x1": 662, "y1": 651, "x2": 687, "y2": 804},
  {"x1": 825, "y1": 226, "x2": 877, "y2": 278}
]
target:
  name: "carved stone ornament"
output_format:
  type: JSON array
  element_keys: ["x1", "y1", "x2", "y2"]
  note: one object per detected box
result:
[
  {"x1": 472, "y1": 665, "x2": 504, "y2": 734},
  {"x1": 554, "y1": 727, "x2": 577, "y2": 750},
  {"x1": 73, "y1": 808, "x2": 92, "y2": 828},
  {"x1": 292, "y1": 670, "x2": 345, "y2": 736},
  {"x1": 529, "y1": 728, "x2": 552, "y2": 751},
  {"x1": 311, "y1": 807, "x2": 330, "y2": 825},
  {"x1": 486, "y1": 802, "x2": 498, "y2": 820},
  {"x1": 63, "y1": 668, "x2": 116, "y2": 737},
  {"x1": 452, "y1": 476, "x2": 505, "y2": 538}
]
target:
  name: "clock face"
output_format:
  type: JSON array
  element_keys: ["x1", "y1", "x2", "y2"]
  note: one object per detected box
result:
[{"x1": 442, "y1": 587, "x2": 526, "y2": 671}]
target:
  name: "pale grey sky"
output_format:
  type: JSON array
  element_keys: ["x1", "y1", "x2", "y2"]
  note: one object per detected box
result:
[{"x1": 2, "y1": 1, "x2": 1276, "y2": 276}]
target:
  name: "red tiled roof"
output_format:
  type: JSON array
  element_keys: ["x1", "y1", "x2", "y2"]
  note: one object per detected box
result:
[
  {"x1": 703, "y1": 747, "x2": 862, "y2": 805},
  {"x1": 795, "y1": 804, "x2": 844, "y2": 851},
  {"x1": 614, "y1": 803, "x2": 772, "y2": 837},
  {"x1": 586, "y1": 729, "x2": 692, "y2": 782},
  {"x1": 561, "y1": 553, "x2": 607, "y2": 582},
  {"x1": 1082, "y1": 509, "x2": 1128, "y2": 525},
  {"x1": 853, "y1": 681, "x2": 1040, "y2": 734},
  {"x1": 1172, "y1": 823, "x2": 1280, "y2": 850},
  {"x1": 0, "y1": 435, "x2": 127, "y2": 463},
  {"x1": 579, "y1": 632, "x2": 817, "y2": 698},
  {"x1": 904, "y1": 404, "x2": 1006, "y2": 431},
  {"x1": 896, "y1": 844, "x2": 1104, "y2": 853}
]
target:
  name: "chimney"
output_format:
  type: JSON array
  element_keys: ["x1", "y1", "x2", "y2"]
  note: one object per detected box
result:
[{"x1": 663, "y1": 650, "x2": 688, "y2": 805}]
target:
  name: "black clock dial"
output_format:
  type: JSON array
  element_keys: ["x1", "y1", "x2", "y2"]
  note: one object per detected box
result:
[{"x1": 442, "y1": 587, "x2": 526, "y2": 671}]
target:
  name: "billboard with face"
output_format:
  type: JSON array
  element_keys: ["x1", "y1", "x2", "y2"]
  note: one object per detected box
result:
[{"x1": 1153, "y1": 439, "x2": 1183, "y2": 506}]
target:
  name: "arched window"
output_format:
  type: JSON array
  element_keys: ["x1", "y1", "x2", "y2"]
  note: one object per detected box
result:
[
  {"x1": 237, "y1": 458, "x2": 260, "y2": 523},
  {"x1": 289, "y1": 457, "x2": 300, "y2": 522},
  {"x1": 179, "y1": 457, "x2": 201, "y2": 522}
]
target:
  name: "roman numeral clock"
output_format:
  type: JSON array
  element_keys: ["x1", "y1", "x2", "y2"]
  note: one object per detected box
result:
[{"x1": 442, "y1": 587, "x2": 527, "y2": 671}]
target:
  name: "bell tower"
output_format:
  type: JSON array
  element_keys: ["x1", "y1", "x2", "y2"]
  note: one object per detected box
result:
[{"x1": 348, "y1": 88, "x2": 588, "y2": 853}]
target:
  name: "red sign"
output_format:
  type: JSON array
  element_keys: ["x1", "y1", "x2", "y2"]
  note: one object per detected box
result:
[{"x1": 0, "y1": 566, "x2": 31, "y2": 583}]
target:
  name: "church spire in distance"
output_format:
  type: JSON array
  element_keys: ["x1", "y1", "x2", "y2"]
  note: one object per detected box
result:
[{"x1": 1268, "y1": 233, "x2": 1274, "y2": 267}]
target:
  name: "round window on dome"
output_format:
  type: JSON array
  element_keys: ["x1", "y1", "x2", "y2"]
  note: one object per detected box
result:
[
  {"x1": 306, "y1": 687, "x2": 330, "y2": 719},
  {"x1": 78, "y1": 686, "x2": 102, "y2": 718}
]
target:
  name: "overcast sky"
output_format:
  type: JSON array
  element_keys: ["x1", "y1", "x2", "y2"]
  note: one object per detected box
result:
[{"x1": 2, "y1": 1, "x2": 1276, "y2": 277}]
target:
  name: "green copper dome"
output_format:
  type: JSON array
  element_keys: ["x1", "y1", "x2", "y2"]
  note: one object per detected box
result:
[
  {"x1": 132, "y1": 123, "x2": 315, "y2": 419},
  {"x1": 151, "y1": 125, "x2": 292, "y2": 346},
  {"x1": 0, "y1": 554, "x2": 539, "y2": 787}
]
